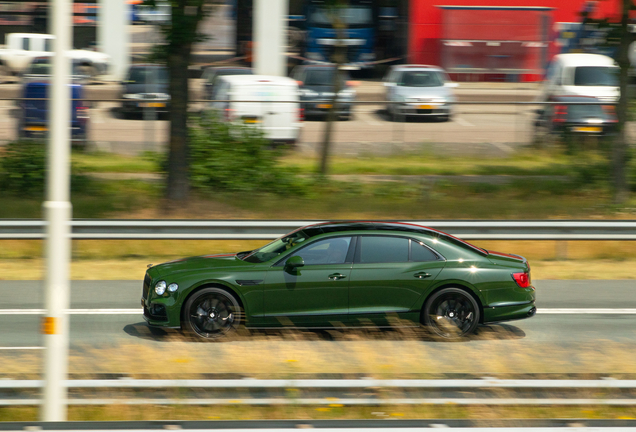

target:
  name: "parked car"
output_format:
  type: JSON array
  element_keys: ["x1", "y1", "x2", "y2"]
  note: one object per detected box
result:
[
  {"x1": 533, "y1": 95, "x2": 618, "y2": 143},
  {"x1": 539, "y1": 53, "x2": 619, "y2": 103},
  {"x1": 383, "y1": 64, "x2": 457, "y2": 122},
  {"x1": 17, "y1": 81, "x2": 89, "y2": 146},
  {"x1": 141, "y1": 221, "x2": 536, "y2": 341},
  {"x1": 120, "y1": 64, "x2": 169, "y2": 117},
  {"x1": 208, "y1": 74, "x2": 302, "y2": 144},
  {"x1": 290, "y1": 64, "x2": 356, "y2": 120},
  {"x1": 201, "y1": 66, "x2": 252, "y2": 100}
]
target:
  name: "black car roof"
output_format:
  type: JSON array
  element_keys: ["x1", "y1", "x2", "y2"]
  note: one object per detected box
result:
[{"x1": 300, "y1": 221, "x2": 488, "y2": 255}]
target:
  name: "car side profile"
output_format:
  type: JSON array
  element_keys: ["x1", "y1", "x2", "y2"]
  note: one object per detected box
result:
[{"x1": 142, "y1": 222, "x2": 535, "y2": 340}]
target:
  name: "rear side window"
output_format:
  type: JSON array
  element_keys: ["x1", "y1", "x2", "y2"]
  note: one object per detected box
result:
[
  {"x1": 573, "y1": 66, "x2": 618, "y2": 87},
  {"x1": 358, "y1": 236, "x2": 409, "y2": 263},
  {"x1": 22, "y1": 38, "x2": 30, "y2": 51}
]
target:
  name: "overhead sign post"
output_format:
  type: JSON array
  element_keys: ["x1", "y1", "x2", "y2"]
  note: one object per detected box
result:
[{"x1": 42, "y1": 0, "x2": 72, "y2": 421}]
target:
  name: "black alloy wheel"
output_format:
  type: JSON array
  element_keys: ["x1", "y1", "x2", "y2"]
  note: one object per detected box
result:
[
  {"x1": 423, "y1": 288, "x2": 480, "y2": 339},
  {"x1": 183, "y1": 287, "x2": 241, "y2": 340}
]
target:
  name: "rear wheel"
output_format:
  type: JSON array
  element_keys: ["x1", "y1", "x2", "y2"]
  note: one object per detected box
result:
[
  {"x1": 182, "y1": 287, "x2": 241, "y2": 340},
  {"x1": 423, "y1": 288, "x2": 480, "y2": 340}
]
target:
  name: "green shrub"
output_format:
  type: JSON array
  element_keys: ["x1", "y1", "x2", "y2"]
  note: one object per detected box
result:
[
  {"x1": 0, "y1": 140, "x2": 89, "y2": 196},
  {"x1": 188, "y1": 113, "x2": 308, "y2": 195}
]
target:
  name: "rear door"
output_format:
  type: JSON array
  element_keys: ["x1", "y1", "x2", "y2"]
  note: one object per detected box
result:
[{"x1": 348, "y1": 235, "x2": 445, "y2": 324}]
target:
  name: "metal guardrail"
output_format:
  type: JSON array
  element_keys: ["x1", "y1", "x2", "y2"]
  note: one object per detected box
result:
[
  {"x1": 2, "y1": 379, "x2": 636, "y2": 407},
  {"x1": 1, "y1": 219, "x2": 636, "y2": 240}
]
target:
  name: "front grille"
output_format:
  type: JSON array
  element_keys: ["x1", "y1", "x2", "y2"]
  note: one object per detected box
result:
[
  {"x1": 142, "y1": 273, "x2": 151, "y2": 299},
  {"x1": 143, "y1": 303, "x2": 168, "y2": 321}
]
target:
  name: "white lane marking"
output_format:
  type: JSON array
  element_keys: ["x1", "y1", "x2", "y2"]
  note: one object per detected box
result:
[
  {"x1": 456, "y1": 117, "x2": 474, "y2": 127},
  {"x1": 537, "y1": 308, "x2": 636, "y2": 314},
  {"x1": 2, "y1": 308, "x2": 636, "y2": 315},
  {"x1": 0, "y1": 347, "x2": 44, "y2": 350},
  {"x1": 0, "y1": 309, "x2": 142, "y2": 315}
]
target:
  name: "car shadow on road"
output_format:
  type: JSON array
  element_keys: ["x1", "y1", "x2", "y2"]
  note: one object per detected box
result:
[
  {"x1": 123, "y1": 322, "x2": 525, "y2": 343},
  {"x1": 374, "y1": 108, "x2": 447, "y2": 123}
]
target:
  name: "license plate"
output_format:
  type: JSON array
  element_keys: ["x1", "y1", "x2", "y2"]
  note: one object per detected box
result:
[
  {"x1": 317, "y1": 104, "x2": 332, "y2": 109},
  {"x1": 138, "y1": 102, "x2": 165, "y2": 108},
  {"x1": 25, "y1": 126, "x2": 47, "y2": 131},
  {"x1": 243, "y1": 118, "x2": 260, "y2": 124},
  {"x1": 419, "y1": 105, "x2": 434, "y2": 110},
  {"x1": 573, "y1": 126, "x2": 601, "y2": 133}
]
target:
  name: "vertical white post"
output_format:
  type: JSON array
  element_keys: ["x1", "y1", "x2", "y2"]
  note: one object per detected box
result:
[
  {"x1": 41, "y1": 0, "x2": 72, "y2": 422},
  {"x1": 254, "y1": 0, "x2": 288, "y2": 76},
  {"x1": 98, "y1": 0, "x2": 130, "y2": 81}
]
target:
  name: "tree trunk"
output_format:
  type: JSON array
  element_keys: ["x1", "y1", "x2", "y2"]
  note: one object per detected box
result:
[
  {"x1": 613, "y1": 0, "x2": 631, "y2": 204},
  {"x1": 165, "y1": 45, "x2": 192, "y2": 201}
]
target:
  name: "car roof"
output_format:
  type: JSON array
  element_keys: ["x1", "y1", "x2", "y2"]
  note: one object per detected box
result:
[
  {"x1": 553, "y1": 53, "x2": 618, "y2": 67},
  {"x1": 218, "y1": 74, "x2": 298, "y2": 86},
  {"x1": 392, "y1": 64, "x2": 445, "y2": 72},
  {"x1": 298, "y1": 221, "x2": 488, "y2": 255}
]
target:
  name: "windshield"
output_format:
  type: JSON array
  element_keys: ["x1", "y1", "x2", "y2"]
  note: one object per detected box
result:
[
  {"x1": 242, "y1": 230, "x2": 309, "y2": 263},
  {"x1": 398, "y1": 70, "x2": 444, "y2": 87},
  {"x1": 573, "y1": 66, "x2": 618, "y2": 86},
  {"x1": 304, "y1": 68, "x2": 344, "y2": 86},
  {"x1": 28, "y1": 59, "x2": 91, "y2": 76},
  {"x1": 127, "y1": 67, "x2": 169, "y2": 85},
  {"x1": 309, "y1": 6, "x2": 373, "y2": 28}
]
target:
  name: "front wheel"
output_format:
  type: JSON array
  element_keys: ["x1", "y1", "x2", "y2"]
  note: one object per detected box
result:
[
  {"x1": 182, "y1": 287, "x2": 241, "y2": 340},
  {"x1": 423, "y1": 288, "x2": 480, "y2": 340}
]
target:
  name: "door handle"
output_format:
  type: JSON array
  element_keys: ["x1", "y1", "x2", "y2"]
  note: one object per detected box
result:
[
  {"x1": 414, "y1": 272, "x2": 431, "y2": 279},
  {"x1": 328, "y1": 273, "x2": 347, "y2": 280}
]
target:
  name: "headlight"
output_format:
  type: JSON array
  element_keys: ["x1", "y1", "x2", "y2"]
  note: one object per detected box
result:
[
  {"x1": 338, "y1": 89, "x2": 356, "y2": 98},
  {"x1": 301, "y1": 89, "x2": 318, "y2": 97},
  {"x1": 122, "y1": 94, "x2": 141, "y2": 99},
  {"x1": 168, "y1": 283, "x2": 179, "y2": 292},
  {"x1": 359, "y1": 53, "x2": 376, "y2": 61},
  {"x1": 155, "y1": 93, "x2": 170, "y2": 100},
  {"x1": 154, "y1": 280, "x2": 167, "y2": 295}
]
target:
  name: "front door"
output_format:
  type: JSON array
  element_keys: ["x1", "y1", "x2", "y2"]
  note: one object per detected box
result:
[{"x1": 262, "y1": 236, "x2": 354, "y2": 327}]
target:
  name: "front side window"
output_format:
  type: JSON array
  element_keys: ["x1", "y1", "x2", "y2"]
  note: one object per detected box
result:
[
  {"x1": 358, "y1": 236, "x2": 409, "y2": 263},
  {"x1": 292, "y1": 237, "x2": 352, "y2": 265}
]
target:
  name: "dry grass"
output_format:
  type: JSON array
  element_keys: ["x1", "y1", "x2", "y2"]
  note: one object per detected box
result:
[
  {"x1": 1, "y1": 239, "x2": 636, "y2": 280},
  {"x1": 0, "y1": 257, "x2": 635, "y2": 280}
]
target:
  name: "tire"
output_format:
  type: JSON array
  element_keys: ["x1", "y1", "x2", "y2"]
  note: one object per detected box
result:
[
  {"x1": 182, "y1": 287, "x2": 241, "y2": 341},
  {"x1": 422, "y1": 287, "x2": 480, "y2": 340}
]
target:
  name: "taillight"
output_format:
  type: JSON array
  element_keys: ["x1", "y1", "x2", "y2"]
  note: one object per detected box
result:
[
  {"x1": 512, "y1": 272, "x2": 532, "y2": 289},
  {"x1": 603, "y1": 105, "x2": 618, "y2": 123},
  {"x1": 553, "y1": 104, "x2": 567, "y2": 123},
  {"x1": 299, "y1": 107, "x2": 304, "y2": 122},
  {"x1": 224, "y1": 108, "x2": 234, "y2": 121}
]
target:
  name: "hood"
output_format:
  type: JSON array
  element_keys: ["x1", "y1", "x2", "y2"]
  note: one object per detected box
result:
[
  {"x1": 150, "y1": 253, "x2": 251, "y2": 277},
  {"x1": 487, "y1": 250, "x2": 528, "y2": 268},
  {"x1": 124, "y1": 83, "x2": 168, "y2": 95},
  {"x1": 394, "y1": 85, "x2": 454, "y2": 101}
]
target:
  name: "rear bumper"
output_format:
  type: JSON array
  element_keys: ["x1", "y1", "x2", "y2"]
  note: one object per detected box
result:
[{"x1": 483, "y1": 300, "x2": 536, "y2": 324}]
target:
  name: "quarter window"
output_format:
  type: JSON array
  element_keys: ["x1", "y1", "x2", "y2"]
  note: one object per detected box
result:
[
  {"x1": 411, "y1": 240, "x2": 439, "y2": 262},
  {"x1": 358, "y1": 236, "x2": 408, "y2": 263}
]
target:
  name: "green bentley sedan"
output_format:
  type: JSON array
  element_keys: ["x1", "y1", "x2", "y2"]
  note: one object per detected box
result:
[{"x1": 141, "y1": 221, "x2": 535, "y2": 340}]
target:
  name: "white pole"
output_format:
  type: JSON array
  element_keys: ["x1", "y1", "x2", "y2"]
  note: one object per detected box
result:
[
  {"x1": 41, "y1": 0, "x2": 72, "y2": 422},
  {"x1": 254, "y1": 0, "x2": 288, "y2": 76},
  {"x1": 98, "y1": 0, "x2": 130, "y2": 81}
]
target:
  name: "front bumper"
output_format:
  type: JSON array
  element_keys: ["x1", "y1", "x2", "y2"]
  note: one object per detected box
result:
[{"x1": 393, "y1": 103, "x2": 451, "y2": 117}]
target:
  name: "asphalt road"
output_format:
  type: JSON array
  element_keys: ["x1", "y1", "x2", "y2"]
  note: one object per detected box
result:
[{"x1": 1, "y1": 280, "x2": 635, "y2": 349}]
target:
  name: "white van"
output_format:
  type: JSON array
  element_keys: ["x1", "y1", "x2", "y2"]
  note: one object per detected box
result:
[
  {"x1": 209, "y1": 75, "x2": 302, "y2": 144},
  {"x1": 540, "y1": 53, "x2": 619, "y2": 102}
]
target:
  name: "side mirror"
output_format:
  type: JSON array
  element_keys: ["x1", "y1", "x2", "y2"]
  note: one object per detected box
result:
[
  {"x1": 445, "y1": 82, "x2": 459, "y2": 88},
  {"x1": 284, "y1": 255, "x2": 304, "y2": 271}
]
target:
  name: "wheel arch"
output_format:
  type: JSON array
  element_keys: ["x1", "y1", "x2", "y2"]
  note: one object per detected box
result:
[
  {"x1": 419, "y1": 282, "x2": 485, "y2": 324},
  {"x1": 180, "y1": 282, "x2": 246, "y2": 325}
]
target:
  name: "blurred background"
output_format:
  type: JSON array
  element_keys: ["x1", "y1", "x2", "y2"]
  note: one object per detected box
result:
[{"x1": 2, "y1": 0, "x2": 636, "y2": 426}]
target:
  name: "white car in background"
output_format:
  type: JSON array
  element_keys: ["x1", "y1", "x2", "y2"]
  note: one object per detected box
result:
[
  {"x1": 0, "y1": 33, "x2": 110, "y2": 80},
  {"x1": 383, "y1": 64, "x2": 458, "y2": 122}
]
